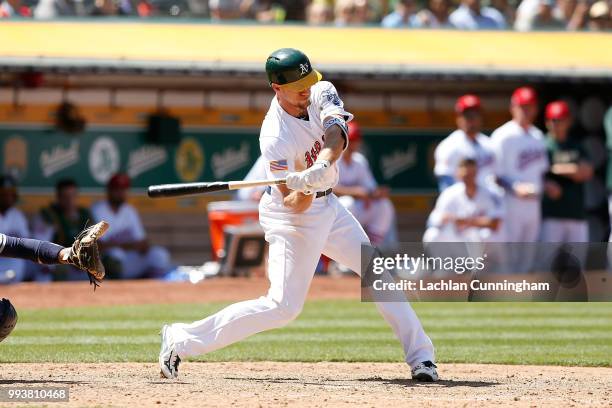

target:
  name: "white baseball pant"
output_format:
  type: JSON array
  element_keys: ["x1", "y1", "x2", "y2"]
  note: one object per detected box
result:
[
  {"x1": 168, "y1": 193, "x2": 435, "y2": 368},
  {"x1": 504, "y1": 196, "x2": 541, "y2": 273}
]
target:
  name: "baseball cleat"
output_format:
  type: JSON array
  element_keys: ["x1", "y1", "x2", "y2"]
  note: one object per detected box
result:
[
  {"x1": 411, "y1": 361, "x2": 438, "y2": 382},
  {"x1": 159, "y1": 325, "x2": 181, "y2": 379}
]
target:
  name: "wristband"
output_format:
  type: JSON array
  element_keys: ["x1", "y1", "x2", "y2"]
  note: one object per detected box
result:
[
  {"x1": 323, "y1": 116, "x2": 349, "y2": 138},
  {"x1": 315, "y1": 159, "x2": 330, "y2": 169}
]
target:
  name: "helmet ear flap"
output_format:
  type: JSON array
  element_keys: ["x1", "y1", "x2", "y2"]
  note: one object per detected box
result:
[{"x1": 0, "y1": 298, "x2": 18, "y2": 343}]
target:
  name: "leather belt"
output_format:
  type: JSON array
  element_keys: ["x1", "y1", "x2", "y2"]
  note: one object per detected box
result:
[{"x1": 265, "y1": 186, "x2": 332, "y2": 198}]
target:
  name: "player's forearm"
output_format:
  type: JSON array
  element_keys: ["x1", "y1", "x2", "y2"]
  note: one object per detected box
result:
[
  {"x1": 439, "y1": 213, "x2": 456, "y2": 225},
  {"x1": 551, "y1": 162, "x2": 593, "y2": 182},
  {"x1": 318, "y1": 125, "x2": 346, "y2": 164},
  {"x1": 550, "y1": 163, "x2": 580, "y2": 177},
  {"x1": 469, "y1": 217, "x2": 500, "y2": 230},
  {"x1": 283, "y1": 190, "x2": 314, "y2": 212},
  {"x1": 285, "y1": 124, "x2": 346, "y2": 193},
  {"x1": 278, "y1": 184, "x2": 313, "y2": 212}
]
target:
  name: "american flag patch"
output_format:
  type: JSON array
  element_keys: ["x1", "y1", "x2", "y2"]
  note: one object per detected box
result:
[{"x1": 269, "y1": 159, "x2": 288, "y2": 172}]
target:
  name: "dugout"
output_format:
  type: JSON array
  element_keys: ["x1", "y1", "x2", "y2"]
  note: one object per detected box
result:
[{"x1": 0, "y1": 21, "x2": 611, "y2": 264}]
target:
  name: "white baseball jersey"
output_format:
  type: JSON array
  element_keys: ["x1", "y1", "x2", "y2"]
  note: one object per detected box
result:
[
  {"x1": 0, "y1": 207, "x2": 30, "y2": 238},
  {"x1": 490, "y1": 120, "x2": 549, "y2": 192},
  {"x1": 91, "y1": 201, "x2": 146, "y2": 243},
  {"x1": 434, "y1": 130, "x2": 496, "y2": 186},
  {"x1": 429, "y1": 182, "x2": 503, "y2": 229},
  {"x1": 259, "y1": 81, "x2": 353, "y2": 205},
  {"x1": 336, "y1": 152, "x2": 377, "y2": 191}
]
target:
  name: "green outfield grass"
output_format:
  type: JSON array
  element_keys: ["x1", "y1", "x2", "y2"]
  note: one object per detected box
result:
[{"x1": 0, "y1": 301, "x2": 611, "y2": 366}]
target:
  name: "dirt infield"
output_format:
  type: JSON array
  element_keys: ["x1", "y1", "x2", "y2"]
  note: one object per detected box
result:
[
  {"x1": 2, "y1": 278, "x2": 611, "y2": 407},
  {"x1": 1, "y1": 362, "x2": 610, "y2": 407},
  {"x1": 1, "y1": 276, "x2": 361, "y2": 309}
]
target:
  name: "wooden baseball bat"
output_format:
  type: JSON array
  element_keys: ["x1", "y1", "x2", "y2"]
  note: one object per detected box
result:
[{"x1": 147, "y1": 178, "x2": 287, "y2": 198}]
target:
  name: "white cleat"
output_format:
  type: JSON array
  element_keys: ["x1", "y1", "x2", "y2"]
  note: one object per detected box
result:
[
  {"x1": 411, "y1": 361, "x2": 439, "y2": 382},
  {"x1": 159, "y1": 324, "x2": 181, "y2": 379}
]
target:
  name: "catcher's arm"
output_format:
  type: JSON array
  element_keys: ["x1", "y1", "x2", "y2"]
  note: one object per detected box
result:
[{"x1": 60, "y1": 221, "x2": 109, "y2": 290}]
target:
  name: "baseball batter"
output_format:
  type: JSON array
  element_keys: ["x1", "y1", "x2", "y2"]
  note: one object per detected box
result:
[{"x1": 159, "y1": 48, "x2": 437, "y2": 382}]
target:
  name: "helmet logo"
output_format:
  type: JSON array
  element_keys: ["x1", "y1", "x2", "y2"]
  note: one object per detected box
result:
[{"x1": 299, "y1": 63, "x2": 310, "y2": 76}]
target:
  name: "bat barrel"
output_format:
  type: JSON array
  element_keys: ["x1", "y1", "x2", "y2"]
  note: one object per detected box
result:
[{"x1": 147, "y1": 182, "x2": 229, "y2": 198}]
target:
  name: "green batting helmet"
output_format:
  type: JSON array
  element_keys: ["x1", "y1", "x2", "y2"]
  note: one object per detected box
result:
[{"x1": 265, "y1": 48, "x2": 322, "y2": 91}]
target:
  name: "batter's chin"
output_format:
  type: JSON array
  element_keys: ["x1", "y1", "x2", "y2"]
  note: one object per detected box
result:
[{"x1": 296, "y1": 103, "x2": 311, "y2": 117}]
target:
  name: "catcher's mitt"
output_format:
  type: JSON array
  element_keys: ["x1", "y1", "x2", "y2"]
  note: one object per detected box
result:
[{"x1": 63, "y1": 221, "x2": 109, "y2": 290}]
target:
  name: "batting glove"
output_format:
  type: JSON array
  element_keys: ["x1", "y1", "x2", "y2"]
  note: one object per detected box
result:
[
  {"x1": 303, "y1": 160, "x2": 331, "y2": 189},
  {"x1": 286, "y1": 172, "x2": 313, "y2": 195}
]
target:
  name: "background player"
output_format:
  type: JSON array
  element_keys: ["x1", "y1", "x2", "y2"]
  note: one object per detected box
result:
[
  {"x1": 434, "y1": 94, "x2": 496, "y2": 191},
  {"x1": 0, "y1": 174, "x2": 31, "y2": 283},
  {"x1": 334, "y1": 121, "x2": 397, "y2": 246},
  {"x1": 159, "y1": 48, "x2": 438, "y2": 382},
  {"x1": 540, "y1": 100, "x2": 593, "y2": 243},
  {"x1": 431, "y1": 94, "x2": 504, "y2": 242},
  {"x1": 92, "y1": 173, "x2": 171, "y2": 279},
  {"x1": 490, "y1": 86, "x2": 551, "y2": 244},
  {"x1": 490, "y1": 87, "x2": 553, "y2": 273},
  {"x1": 32, "y1": 179, "x2": 93, "y2": 281},
  {"x1": 424, "y1": 158, "x2": 503, "y2": 243}
]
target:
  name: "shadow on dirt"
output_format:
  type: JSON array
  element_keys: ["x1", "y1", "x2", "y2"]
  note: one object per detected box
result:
[
  {"x1": 359, "y1": 377, "x2": 498, "y2": 387},
  {"x1": 0, "y1": 379, "x2": 88, "y2": 385},
  {"x1": 223, "y1": 376, "x2": 498, "y2": 388}
]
